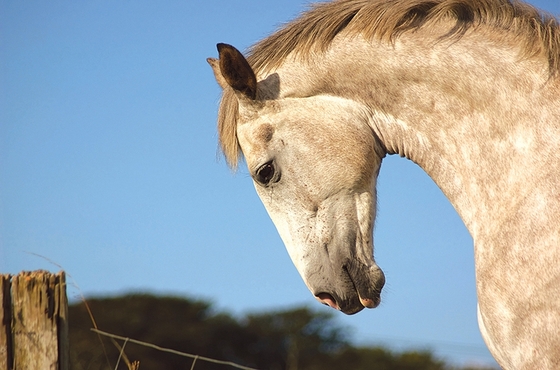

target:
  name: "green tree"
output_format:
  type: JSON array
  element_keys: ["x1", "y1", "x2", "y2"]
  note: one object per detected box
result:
[
  {"x1": 69, "y1": 294, "x2": 252, "y2": 370},
  {"x1": 333, "y1": 346, "x2": 446, "y2": 370},
  {"x1": 68, "y1": 293, "x2": 480, "y2": 370},
  {"x1": 243, "y1": 307, "x2": 348, "y2": 370}
]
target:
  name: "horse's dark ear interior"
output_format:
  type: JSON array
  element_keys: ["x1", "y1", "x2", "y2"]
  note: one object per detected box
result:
[{"x1": 217, "y1": 43, "x2": 257, "y2": 100}]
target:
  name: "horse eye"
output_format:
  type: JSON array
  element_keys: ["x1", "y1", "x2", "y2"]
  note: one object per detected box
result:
[{"x1": 255, "y1": 162, "x2": 276, "y2": 185}]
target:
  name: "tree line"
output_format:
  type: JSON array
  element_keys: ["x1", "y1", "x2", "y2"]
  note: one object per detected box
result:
[{"x1": 68, "y1": 293, "x2": 494, "y2": 370}]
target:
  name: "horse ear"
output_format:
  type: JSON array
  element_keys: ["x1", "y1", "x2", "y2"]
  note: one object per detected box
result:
[{"x1": 207, "y1": 43, "x2": 257, "y2": 100}]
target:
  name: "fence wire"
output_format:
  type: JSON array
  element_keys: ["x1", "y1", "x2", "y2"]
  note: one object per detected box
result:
[{"x1": 91, "y1": 328, "x2": 259, "y2": 370}]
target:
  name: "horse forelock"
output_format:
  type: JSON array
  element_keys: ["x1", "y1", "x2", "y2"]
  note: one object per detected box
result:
[{"x1": 217, "y1": 0, "x2": 560, "y2": 168}]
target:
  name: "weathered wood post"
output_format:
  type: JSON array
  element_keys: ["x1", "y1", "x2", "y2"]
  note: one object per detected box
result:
[{"x1": 0, "y1": 271, "x2": 68, "y2": 370}]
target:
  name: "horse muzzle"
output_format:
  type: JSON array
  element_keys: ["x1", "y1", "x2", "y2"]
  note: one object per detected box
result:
[{"x1": 311, "y1": 262, "x2": 385, "y2": 315}]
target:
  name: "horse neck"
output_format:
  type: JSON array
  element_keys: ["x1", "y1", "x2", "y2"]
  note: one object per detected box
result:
[{"x1": 274, "y1": 31, "x2": 560, "y2": 240}]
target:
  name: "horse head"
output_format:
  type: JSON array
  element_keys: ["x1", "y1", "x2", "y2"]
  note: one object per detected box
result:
[{"x1": 208, "y1": 44, "x2": 385, "y2": 314}]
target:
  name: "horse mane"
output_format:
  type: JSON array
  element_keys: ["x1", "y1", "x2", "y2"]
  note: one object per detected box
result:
[{"x1": 218, "y1": 0, "x2": 560, "y2": 168}]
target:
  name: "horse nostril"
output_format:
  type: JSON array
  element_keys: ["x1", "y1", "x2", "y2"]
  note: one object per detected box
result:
[{"x1": 315, "y1": 292, "x2": 340, "y2": 310}]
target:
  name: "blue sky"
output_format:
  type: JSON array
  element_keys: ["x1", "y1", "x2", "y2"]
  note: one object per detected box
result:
[{"x1": 1, "y1": 1, "x2": 558, "y2": 367}]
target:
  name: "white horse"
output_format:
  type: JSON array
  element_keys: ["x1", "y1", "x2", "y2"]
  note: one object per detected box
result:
[{"x1": 207, "y1": 0, "x2": 560, "y2": 368}]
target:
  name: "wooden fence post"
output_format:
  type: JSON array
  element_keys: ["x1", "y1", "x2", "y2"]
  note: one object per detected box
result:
[
  {"x1": 0, "y1": 271, "x2": 68, "y2": 370},
  {"x1": 1, "y1": 274, "x2": 12, "y2": 370}
]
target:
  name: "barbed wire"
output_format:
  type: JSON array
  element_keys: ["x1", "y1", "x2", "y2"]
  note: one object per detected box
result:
[{"x1": 91, "y1": 328, "x2": 259, "y2": 370}]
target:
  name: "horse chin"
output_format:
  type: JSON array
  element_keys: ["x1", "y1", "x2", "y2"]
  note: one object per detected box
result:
[
  {"x1": 340, "y1": 297, "x2": 371, "y2": 315},
  {"x1": 342, "y1": 304, "x2": 365, "y2": 315}
]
